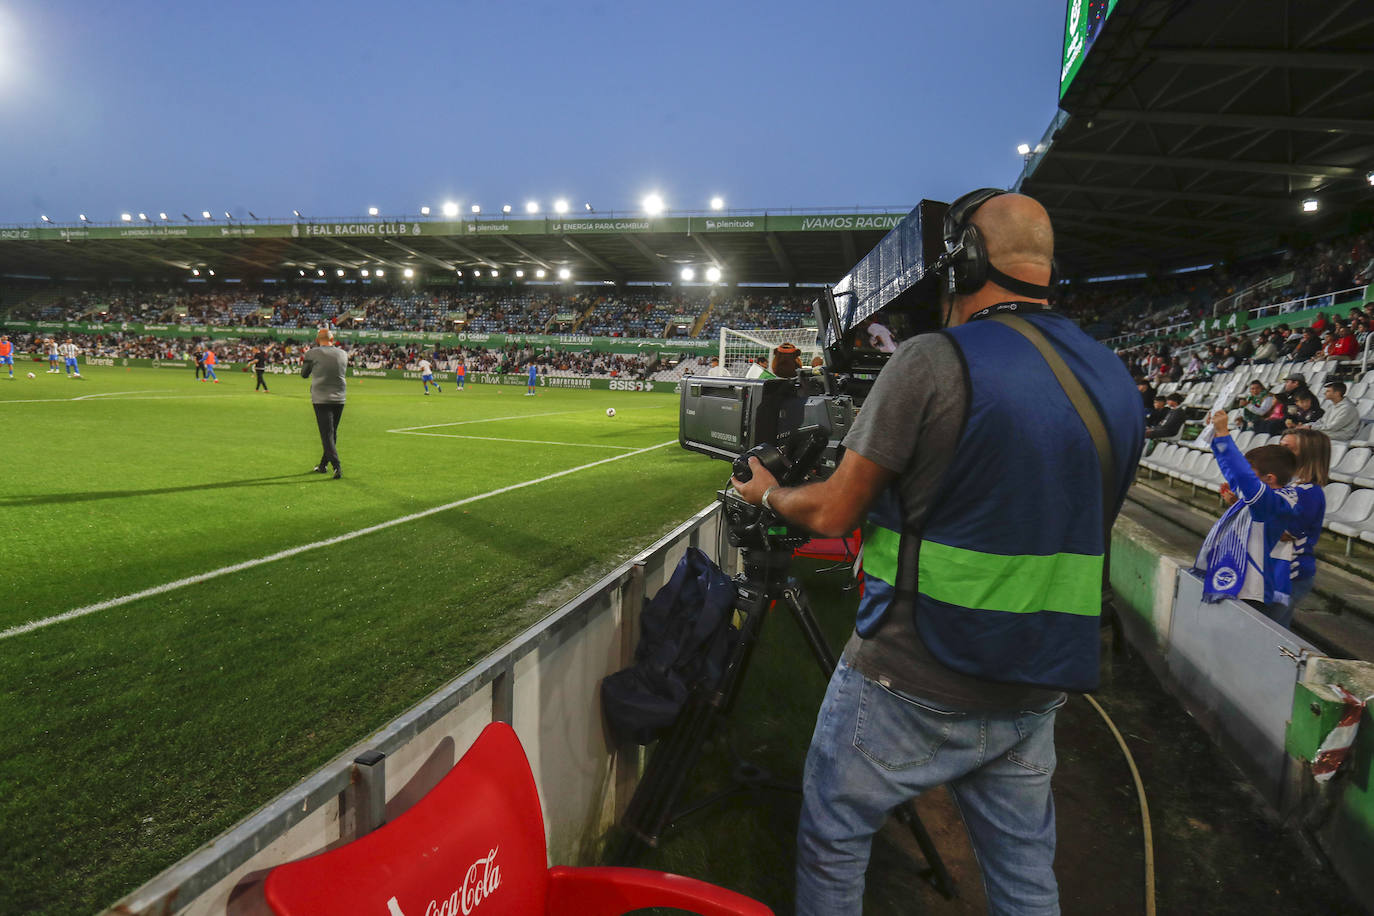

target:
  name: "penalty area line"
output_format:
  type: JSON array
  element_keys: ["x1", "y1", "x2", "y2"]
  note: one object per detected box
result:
[{"x1": 0, "y1": 438, "x2": 678, "y2": 642}]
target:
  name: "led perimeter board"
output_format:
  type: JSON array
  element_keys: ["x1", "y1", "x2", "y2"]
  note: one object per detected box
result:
[{"x1": 1060, "y1": 0, "x2": 1120, "y2": 98}]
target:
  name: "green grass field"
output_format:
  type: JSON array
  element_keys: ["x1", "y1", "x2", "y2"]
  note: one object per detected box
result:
[{"x1": 0, "y1": 363, "x2": 725, "y2": 914}]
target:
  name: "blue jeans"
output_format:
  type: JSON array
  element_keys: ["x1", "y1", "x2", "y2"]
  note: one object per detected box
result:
[
  {"x1": 795, "y1": 662, "x2": 1065, "y2": 916},
  {"x1": 1288, "y1": 576, "x2": 1314, "y2": 614}
]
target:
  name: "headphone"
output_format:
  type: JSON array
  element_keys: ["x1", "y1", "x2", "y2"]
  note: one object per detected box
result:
[{"x1": 940, "y1": 188, "x2": 1057, "y2": 300}]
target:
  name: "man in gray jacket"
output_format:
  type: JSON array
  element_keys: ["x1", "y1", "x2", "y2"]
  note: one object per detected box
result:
[
  {"x1": 302, "y1": 328, "x2": 348, "y2": 478},
  {"x1": 1308, "y1": 381, "x2": 1362, "y2": 441}
]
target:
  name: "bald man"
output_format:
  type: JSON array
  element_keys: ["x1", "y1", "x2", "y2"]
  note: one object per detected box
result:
[
  {"x1": 301, "y1": 328, "x2": 348, "y2": 478},
  {"x1": 732, "y1": 191, "x2": 1143, "y2": 914}
]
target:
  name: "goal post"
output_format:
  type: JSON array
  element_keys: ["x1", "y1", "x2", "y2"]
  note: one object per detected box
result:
[{"x1": 718, "y1": 326, "x2": 822, "y2": 376}]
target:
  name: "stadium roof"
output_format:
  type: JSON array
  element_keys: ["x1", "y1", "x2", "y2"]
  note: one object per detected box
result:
[
  {"x1": 0, "y1": 210, "x2": 908, "y2": 287},
  {"x1": 1019, "y1": 0, "x2": 1374, "y2": 277}
]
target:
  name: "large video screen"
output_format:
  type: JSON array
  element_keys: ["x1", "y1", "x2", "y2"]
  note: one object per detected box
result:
[{"x1": 1060, "y1": 0, "x2": 1120, "y2": 98}]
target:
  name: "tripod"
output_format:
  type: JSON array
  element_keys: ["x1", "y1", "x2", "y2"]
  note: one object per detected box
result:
[{"x1": 609, "y1": 492, "x2": 954, "y2": 899}]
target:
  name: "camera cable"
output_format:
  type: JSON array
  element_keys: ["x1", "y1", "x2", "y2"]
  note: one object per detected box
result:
[{"x1": 1083, "y1": 693, "x2": 1157, "y2": 916}]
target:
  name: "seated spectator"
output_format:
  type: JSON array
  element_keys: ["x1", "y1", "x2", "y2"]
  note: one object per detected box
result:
[
  {"x1": 1135, "y1": 376, "x2": 1156, "y2": 412},
  {"x1": 1306, "y1": 381, "x2": 1361, "y2": 441},
  {"x1": 1325, "y1": 325, "x2": 1359, "y2": 359},
  {"x1": 1286, "y1": 392, "x2": 1324, "y2": 428},
  {"x1": 1195, "y1": 411, "x2": 1300, "y2": 628},
  {"x1": 1146, "y1": 393, "x2": 1187, "y2": 439},
  {"x1": 1291, "y1": 328, "x2": 1323, "y2": 362},
  {"x1": 1251, "y1": 334, "x2": 1279, "y2": 364},
  {"x1": 1146, "y1": 395, "x2": 1169, "y2": 429},
  {"x1": 1237, "y1": 380, "x2": 1275, "y2": 430}
]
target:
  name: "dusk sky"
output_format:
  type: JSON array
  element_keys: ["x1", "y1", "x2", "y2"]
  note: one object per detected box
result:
[{"x1": 0, "y1": 0, "x2": 1066, "y2": 224}]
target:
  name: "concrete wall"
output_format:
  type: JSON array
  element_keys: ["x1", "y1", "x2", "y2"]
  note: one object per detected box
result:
[
  {"x1": 1109, "y1": 516, "x2": 1374, "y2": 905},
  {"x1": 106, "y1": 504, "x2": 723, "y2": 916}
]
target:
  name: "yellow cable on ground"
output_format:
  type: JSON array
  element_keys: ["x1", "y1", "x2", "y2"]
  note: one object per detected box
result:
[{"x1": 1084, "y1": 693, "x2": 1157, "y2": 916}]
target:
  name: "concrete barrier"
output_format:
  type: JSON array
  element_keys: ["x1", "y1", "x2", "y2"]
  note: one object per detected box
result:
[{"x1": 105, "y1": 502, "x2": 724, "y2": 915}]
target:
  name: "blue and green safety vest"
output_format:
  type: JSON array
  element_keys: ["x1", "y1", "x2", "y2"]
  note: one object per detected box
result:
[{"x1": 855, "y1": 311, "x2": 1143, "y2": 692}]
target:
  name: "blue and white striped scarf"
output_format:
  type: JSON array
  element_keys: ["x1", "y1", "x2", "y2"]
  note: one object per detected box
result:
[{"x1": 1196, "y1": 499, "x2": 1251, "y2": 602}]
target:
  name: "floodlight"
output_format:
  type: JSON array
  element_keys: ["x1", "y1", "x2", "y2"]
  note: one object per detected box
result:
[
  {"x1": 121, "y1": 213, "x2": 132, "y2": 222},
  {"x1": 336, "y1": 268, "x2": 345, "y2": 277},
  {"x1": 420, "y1": 206, "x2": 431, "y2": 216},
  {"x1": 710, "y1": 196, "x2": 724, "y2": 210},
  {"x1": 442, "y1": 201, "x2": 459, "y2": 217},
  {"x1": 298, "y1": 269, "x2": 305, "y2": 276},
  {"x1": 584, "y1": 202, "x2": 593, "y2": 212},
  {"x1": 368, "y1": 207, "x2": 379, "y2": 216},
  {"x1": 491, "y1": 270, "x2": 498, "y2": 278},
  {"x1": 456, "y1": 270, "x2": 463, "y2": 277},
  {"x1": 192, "y1": 269, "x2": 200, "y2": 276},
  {"x1": 1367, "y1": 170, "x2": 1374, "y2": 187},
  {"x1": 705, "y1": 266, "x2": 722, "y2": 283},
  {"x1": 377, "y1": 268, "x2": 386, "y2": 277},
  {"x1": 681, "y1": 267, "x2": 696, "y2": 281},
  {"x1": 471, "y1": 204, "x2": 481, "y2": 214},
  {"x1": 224, "y1": 211, "x2": 233, "y2": 220},
  {"x1": 40, "y1": 214, "x2": 50, "y2": 222},
  {"x1": 159, "y1": 212, "x2": 168, "y2": 220},
  {"x1": 202, "y1": 211, "x2": 212, "y2": 219},
  {"x1": 361, "y1": 269, "x2": 370, "y2": 277},
  {"x1": 138, "y1": 213, "x2": 148, "y2": 221},
  {"x1": 502, "y1": 204, "x2": 512, "y2": 214},
  {"x1": 641, "y1": 193, "x2": 665, "y2": 216},
  {"x1": 293, "y1": 209, "x2": 303, "y2": 218},
  {"x1": 208, "y1": 270, "x2": 215, "y2": 276},
  {"x1": 79, "y1": 214, "x2": 88, "y2": 222},
  {"x1": 558, "y1": 267, "x2": 571, "y2": 280},
  {"x1": 554, "y1": 199, "x2": 569, "y2": 214},
  {"x1": 525, "y1": 201, "x2": 539, "y2": 214},
  {"x1": 1302, "y1": 198, "x2": 1319, "y2": 213},
  {"x1": 515, "y1": 269, "x2": 524, "y2": 278},
  {"x1": 536, "y1": 268, "x2": 546, "y2": 279},
  {"x1": 248, "y1": 211, "x2": 259, "y2": 220},
  {"x1": 318, "y1": 269, "x2": 325, "y2": 276},
  {"x1": 403, "y1": 267, "x2": 414, "y2": 278},
  {"x1": 1017, "y1": 143, "x2": 1032, "y2": 156}
]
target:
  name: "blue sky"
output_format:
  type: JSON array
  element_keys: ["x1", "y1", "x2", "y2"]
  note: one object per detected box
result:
[{"x1": 0, "y1": 0, "x2": 1066, "y2": 223}]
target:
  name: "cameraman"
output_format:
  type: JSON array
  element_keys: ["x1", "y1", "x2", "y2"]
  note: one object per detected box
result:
[{"x1": 731, "y1": 192, "x2": 1143, "y2": 915}]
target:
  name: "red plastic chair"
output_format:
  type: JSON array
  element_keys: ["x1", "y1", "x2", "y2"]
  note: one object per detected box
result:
[{"x1": 262, "y1": 722, "x2": 772, "y2": 916}]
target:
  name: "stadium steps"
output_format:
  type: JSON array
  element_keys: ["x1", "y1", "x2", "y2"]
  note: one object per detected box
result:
[{"x1": 1126, "y1": 478, "x2": 1374, "y2": 661}]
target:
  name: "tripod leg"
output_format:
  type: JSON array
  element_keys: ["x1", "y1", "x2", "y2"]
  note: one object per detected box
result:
[
  {"x1": 779, "y1": 580, "x2": 837, "y2": 675},
  {"x1": 893, "y1": 801, "x2": 957, "y2": 899}
]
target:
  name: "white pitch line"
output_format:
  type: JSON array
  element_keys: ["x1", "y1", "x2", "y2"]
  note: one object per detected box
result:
[
  {"x1": 0, "y1": 438, "x2": 678, "y2": 642},
  {"x1": 72, "y1": 389, "x2": 169, "y2": 401},
  {"x1": 395, "y1": 432, "x2": 638, "y2": 450},
  {"x1": 387, "y1": 409, "x2": 579, "y2": 433}
]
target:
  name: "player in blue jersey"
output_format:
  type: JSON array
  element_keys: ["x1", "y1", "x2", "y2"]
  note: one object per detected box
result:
[{"x1": 525, "y1": 361, "x2": 537, "y2": 396}]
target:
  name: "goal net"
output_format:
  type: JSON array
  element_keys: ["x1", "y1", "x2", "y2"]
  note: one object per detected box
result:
[{"x1": 719, "y1": 327, "x2": 822, "y2": 376}]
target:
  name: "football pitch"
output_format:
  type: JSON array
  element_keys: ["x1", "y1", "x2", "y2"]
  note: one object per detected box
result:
[{"x1": 0, "y1": 364, "x2": 724, "y2": 913}]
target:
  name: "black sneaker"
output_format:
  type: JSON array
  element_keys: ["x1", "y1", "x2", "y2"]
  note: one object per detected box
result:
[
  {"x1": 332, "y1": 469, "x2": 343, "y2": 479},
  {"x1": 312, "y1": 465, "x2": 328, "y2": 474}
]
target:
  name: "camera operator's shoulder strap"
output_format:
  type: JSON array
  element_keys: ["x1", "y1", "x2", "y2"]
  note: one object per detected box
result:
[{"x1": 990, "y1": 313, "x2": 1115, "y2": 544}]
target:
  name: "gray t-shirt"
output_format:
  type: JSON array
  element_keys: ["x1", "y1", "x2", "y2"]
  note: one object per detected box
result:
[
  {"x1": 302, "y1": 345, "x2": 348, "y2": 404},
  {"x1": 839, "y1": 332, "x2": 1061, "y2": 711}
]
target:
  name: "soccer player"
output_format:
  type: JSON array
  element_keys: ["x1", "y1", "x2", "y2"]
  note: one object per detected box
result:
[
  {"x1": 455, "y1": 357, "x2": 465, "y2": 390},
  {"x1": 418, "y1": 357, "x2": 441, "y2": 394},
  {"x1": 46, "y1": 338, "x2": 61, "y2": 373},
  {"x1": 0, "y1": 335, "x2": 13, "y2": 379},
  {"x1": 59, "y1": 338, "x2": 81, "y2": 378},
  {"x1": 525, "y1": 361, "x2": 537, "y2": 396},
  {"x1": 194, "y1": 347, "x2": 207, "y2": 380},
  {"x1": 203, "y1": 347, "x2": 220, "y2": 383}
]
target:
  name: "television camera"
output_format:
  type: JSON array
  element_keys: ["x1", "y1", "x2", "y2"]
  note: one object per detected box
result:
[{"x1": 678, "y1": 198, "x2": 951, "y2": 489}]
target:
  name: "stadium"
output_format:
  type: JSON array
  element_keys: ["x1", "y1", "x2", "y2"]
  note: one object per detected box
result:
[{"x1": 2, "y1": 1, "x2": 1374, "y2": 914}]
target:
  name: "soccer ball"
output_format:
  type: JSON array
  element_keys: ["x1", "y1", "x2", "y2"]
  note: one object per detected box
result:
[
  {"x1": 27, "y1": 372, "x2": 35, "y2": 378},
  {"x1": 606, "y1": 408, "x2": 616, "y2": 418}
]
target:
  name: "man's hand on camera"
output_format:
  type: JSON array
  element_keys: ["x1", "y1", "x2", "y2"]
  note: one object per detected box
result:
[{"x1": 730, "y1": 457, "x2": 778, "y2": 506}]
